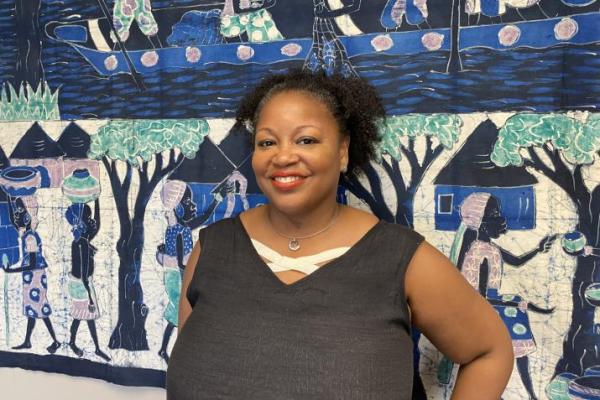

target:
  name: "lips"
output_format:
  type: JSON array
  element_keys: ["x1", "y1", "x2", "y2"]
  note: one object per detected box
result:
[{"x1": 270, "y1": 173, "x2": 306, "y2": 190}]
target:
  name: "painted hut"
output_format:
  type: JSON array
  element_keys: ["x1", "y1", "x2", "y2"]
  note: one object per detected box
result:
[
  {"x1": 433, "y1": 119, "x2": 538, "y2": 231},
  {"x1": 10, "y1": 122, "x2": 65, "y2": 188}
]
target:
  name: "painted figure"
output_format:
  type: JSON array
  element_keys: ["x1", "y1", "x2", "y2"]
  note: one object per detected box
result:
[
  {"x1": 2, "y1": 196, "x2": 60, "y2": 353},
  {"x1": 65, "y1": 200, "x2": 111, "y2": 362},
  {"x1": 111, "y1": 0, "x2": 159, "y2": 43},
  {"x1": 450, "y1": 192, "x2": 556, "y2": 399},
  {"x1": 304, "y1": 0, "x2": 362, "y2": 77},
  {"x1": 222, "y1": 170, "x2": 250, "y2": 219},
  {"x1": 220, "y1": 0, "x2": 284, "y2": 43},
  {"x1": 156, "y1": 180, "x2": 197, "y2": 362},
  {"x1": 380, "y1": 0, "x2": 429, "y2": 29}
]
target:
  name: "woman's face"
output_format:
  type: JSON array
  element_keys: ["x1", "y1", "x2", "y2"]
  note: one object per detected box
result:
[
  {"x1": 480, "y1": 197, "x2": 507, "y2": 239},
  {"x1": 252, "y1": 90, "x2": 349, "y2": 215}
]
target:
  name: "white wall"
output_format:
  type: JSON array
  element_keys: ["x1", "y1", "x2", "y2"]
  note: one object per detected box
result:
[{"x1": 0, "y1": 368, "x2": 165, "y2": 400}]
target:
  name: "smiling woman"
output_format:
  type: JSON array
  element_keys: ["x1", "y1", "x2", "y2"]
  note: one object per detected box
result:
[{"x1": 166, "y1": 69, "x2": 514, "y2": 400}]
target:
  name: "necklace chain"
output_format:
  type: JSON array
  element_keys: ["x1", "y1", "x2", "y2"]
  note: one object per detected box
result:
[{"x1": 268, "y1": 205, "x2": 341, "y2": 251}]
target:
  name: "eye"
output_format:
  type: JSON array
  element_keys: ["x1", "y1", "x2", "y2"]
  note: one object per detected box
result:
[
  {"x1": 298, "y1": 137, "x2": 318, "y2": 145},
  {"x1": 256, "y1": 139, "x2": 275, "y2": 148}
]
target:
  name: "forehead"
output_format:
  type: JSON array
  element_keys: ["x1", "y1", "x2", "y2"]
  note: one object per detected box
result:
[{"x1": 256, "y1": 90, "x2": 335, "y2": 124}]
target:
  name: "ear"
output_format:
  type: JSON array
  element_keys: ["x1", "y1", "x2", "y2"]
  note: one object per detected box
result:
[{"x1": 339, "y1": 135, "x2": 350, "y2": 172}]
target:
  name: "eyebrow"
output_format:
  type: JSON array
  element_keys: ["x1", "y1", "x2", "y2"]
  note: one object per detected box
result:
[{"x1": 256, "y1": 124, "x2": 321, "y2": 134}]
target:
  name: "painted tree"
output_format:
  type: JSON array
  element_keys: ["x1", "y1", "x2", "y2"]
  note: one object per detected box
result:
[
  {"x1": 88, "y1": 119, "x2": 209, "y2": 350},
  {"x1": 490, "y1": 112, "x2": 600, "y2": 377},
  {"x1": 346, "y1": 113, "x2": 461, "y2": 226},
  {"x1": 345, "y1": 113, "x2": 460, "y2": 399}
]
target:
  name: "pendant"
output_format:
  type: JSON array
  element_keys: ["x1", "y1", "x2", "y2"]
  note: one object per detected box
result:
[{"x1": 288, "y1": 238, "x2": 300, "y2": 251}]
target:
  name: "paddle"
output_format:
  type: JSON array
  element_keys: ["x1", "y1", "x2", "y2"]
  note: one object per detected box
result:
[{"x1": 95, "y1": 0, "x2": 147, "y2": 91}]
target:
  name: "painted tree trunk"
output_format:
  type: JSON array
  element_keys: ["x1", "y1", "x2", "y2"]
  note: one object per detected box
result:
[
  {"x1": 108, "y1": 221, "x2": 149, "y2": 350},
  {"x1": 554, "y1": 224, "x2": 600, "y2": 376},
  {"x1": 15, "y1": 0, "x2": 42, "y2": 88}
]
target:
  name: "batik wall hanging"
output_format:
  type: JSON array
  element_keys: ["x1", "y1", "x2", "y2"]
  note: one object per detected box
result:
[{"x1": 0, "y1": 1, "x2": 599, "y2": 398}]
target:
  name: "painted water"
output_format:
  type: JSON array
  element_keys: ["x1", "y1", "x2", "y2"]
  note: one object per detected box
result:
[{"x1": 1, "y1": 0, "x2": 598, "y2": 119}]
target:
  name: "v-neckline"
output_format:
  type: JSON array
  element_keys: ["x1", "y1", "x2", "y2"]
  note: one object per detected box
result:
[{"x1": 235, "y1": 216, "x2": 383, "y2": 289}]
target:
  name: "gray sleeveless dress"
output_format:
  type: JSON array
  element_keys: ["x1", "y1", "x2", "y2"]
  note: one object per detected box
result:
[{"x1": 167, "y1": 216, "x2": 424, "y2": 399}]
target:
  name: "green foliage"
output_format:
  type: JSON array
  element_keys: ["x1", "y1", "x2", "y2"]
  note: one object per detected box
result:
[
  {"x1": 491, "y1": 113, "x2": 600, "y2": 167},
  {"x1": 88, "y1": 119, "x2": 210, "y2": 166},
  {"x1": 0, "y1": 81, "x2": 60, "y2": 121},
  {"x1": 377, "y1": 114, "x2": 462, "y2": 160}
]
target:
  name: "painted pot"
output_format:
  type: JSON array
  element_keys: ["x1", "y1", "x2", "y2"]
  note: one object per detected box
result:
[
  {"x1": 0, "y1": 166, "x2": 41, "y2": 197},
  {"x1": 562, "y1": 231, "x2": 587, "y2": 254},
  {"x1": 546, "y1": 372, "x2": 577, "y2": 400},
  {"x1": 62, "y1": 168, "x2": 100, "y2": 204}
]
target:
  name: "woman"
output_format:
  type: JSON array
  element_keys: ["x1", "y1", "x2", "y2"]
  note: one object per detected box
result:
[
  {"x1": 448, "y1": 192, "x2": 556, "y2": 399},
  {"x1": 3, "y1": 196, "x2": 60, "y2": 353},
  {"x1": 157, "y1": 180, "x2": 197, "y2": 363},
  {"x1": 167, "y1": 70, "x2": 514, "y2": 399},
  {"x1": 65, "y1": 200, "x2": 111, "y2": 362}
]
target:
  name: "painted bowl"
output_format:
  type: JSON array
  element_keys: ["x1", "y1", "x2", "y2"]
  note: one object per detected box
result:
[
  {"x1": 569, "y1": 376, "x2": 600, "y2": 399},
  {"x1": 0, "y1": 166, "x2": 41, "y2": 197},
  {"x1": 545, "y1": 372, "x2": 577, "y2": 400},
  {"x1": 585, "y1": 283, "x2": 600, "y2": 307},
  {"x1": 62, "y1": 168, "x2": 100, "y2": 204},
  {"x1": 562, "y1": 231, "x2": 587, "y2": 254}
]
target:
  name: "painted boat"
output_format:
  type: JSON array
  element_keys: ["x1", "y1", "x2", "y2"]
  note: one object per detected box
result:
[{"x1": 45, "y1": 5, "x2": 600, "y2": 77}]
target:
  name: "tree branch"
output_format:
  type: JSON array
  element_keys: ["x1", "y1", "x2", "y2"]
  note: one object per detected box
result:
[
  {"x1": 101, "y1": 156, "x2": 130, "y2": 231},
  {"x1": 400, "y1": 139, "x2": 425, "y2": 194},
  {"x1": 344, "y1": 175, "x2": 388, "y2": 220},
  {"x1": 526, "y1": 147, "x2": 556, "y2": 179},
  {"x1": 381, "y1": 157, "x2": 406, "y2": 194},
  {"x1": 122, "y1": 163, "x2": 133, "y2": 195}
]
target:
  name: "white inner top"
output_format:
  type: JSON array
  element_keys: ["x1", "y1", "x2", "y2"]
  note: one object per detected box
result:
[{"x1": 251, "y1": 239, "x2": 351, "y2": 275}]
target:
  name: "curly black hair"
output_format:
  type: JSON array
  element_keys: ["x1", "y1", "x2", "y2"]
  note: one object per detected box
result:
[{"x1": 234, "y1": 69, "x2": 385, "y2": 179}]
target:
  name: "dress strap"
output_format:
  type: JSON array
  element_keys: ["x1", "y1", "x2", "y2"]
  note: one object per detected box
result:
[{"x1": 250, "y1": 239, "x2": 350, "y2": 275}]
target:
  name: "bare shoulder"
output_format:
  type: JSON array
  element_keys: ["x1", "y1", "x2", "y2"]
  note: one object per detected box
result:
[
  {"x1": 336, "y1": 205, "x2": 379, "y2": 241},
  {"x1": 238, "y1": 205, "x2": 269, "y2": 233}
]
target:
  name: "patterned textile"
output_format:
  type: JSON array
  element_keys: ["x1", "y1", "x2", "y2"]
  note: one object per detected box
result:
[
  {"x1": 220, "y1": 9, "x2": 283, "y2": 43},
  {"x1": 68, "y1": 275, "x2": 100, "y2": 320},
  {"x1": 22, "y1": 269, "x2": 52, "y2": 318},
  {"x1": 111, "y1": 0, "x2": 158, "y2": 42}
]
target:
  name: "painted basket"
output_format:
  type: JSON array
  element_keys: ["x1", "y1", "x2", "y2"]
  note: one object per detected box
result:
[
  {"x1": 0, "y1": 166, "x2": 41, "y2": 197},
  {"x1": 62, "y1": 168, "x2": 100, "y2": 204}
]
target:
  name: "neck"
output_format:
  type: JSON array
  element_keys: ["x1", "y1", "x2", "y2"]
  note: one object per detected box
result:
[{"x1": 266, "y1": 200, "x2": 340, "y2": 238}]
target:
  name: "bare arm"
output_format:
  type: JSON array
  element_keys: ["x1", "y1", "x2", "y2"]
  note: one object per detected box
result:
[
  {"x1": 406, "y1": 242, "x2": 513, "y2": 399},
  {"x1": 178, "y1": 240, "x2": 201, "y2": 331},
  {"x1": 500, "y1": 234, "x2": 556, "y2": 267}
]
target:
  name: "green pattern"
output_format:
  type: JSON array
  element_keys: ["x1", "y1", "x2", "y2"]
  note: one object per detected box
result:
[
  {"x1": 89, "y1": 119, "x2": 210, "y2": 166},
  {"x1": 491, "y1": 113, "x2": 600, "y2": 167},
  {"x1": 220, "y1": 9, "x2": 283, "y2": 43}
]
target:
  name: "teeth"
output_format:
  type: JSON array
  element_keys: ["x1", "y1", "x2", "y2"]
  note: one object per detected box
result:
[{"x1": 274, "y1": 176, "x2": 300, "y2": 183}]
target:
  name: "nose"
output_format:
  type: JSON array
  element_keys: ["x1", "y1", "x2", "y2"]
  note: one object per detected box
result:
[{"x1": 272, "y1": 144, "x2": 300, "y2": 166}]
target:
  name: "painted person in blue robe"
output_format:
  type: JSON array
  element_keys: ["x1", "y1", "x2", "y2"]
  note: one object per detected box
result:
[
  {"x1": 2, "y1": 196, "x2": 60, "y2": 354},
  {"x1": 157, "y1": 180, "x2": 197, "y2": 363},
  {"x1": 65, "y1": 200, "x2": 111, "y2": 362}
]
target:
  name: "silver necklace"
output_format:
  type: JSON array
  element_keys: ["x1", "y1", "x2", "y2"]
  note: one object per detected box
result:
[{"x1": 268, "y1": 205, "x2": 341, "y2": 251}]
